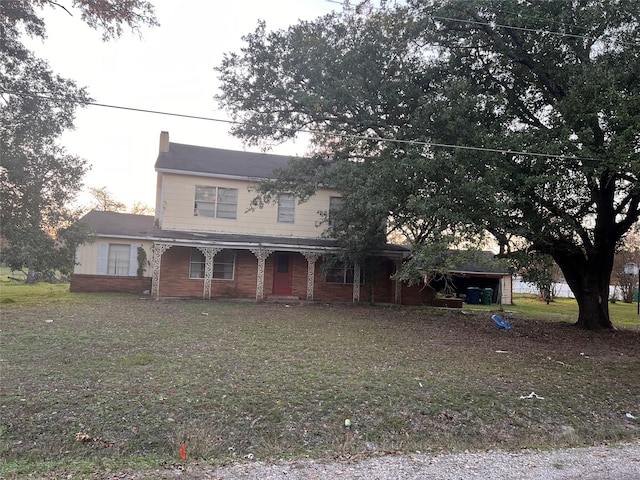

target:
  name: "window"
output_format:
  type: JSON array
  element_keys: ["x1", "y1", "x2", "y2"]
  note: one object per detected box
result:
[
  {"x1": 329, "y1": 196, "x2": 342, "y2": 226},
  {"x1": 326, "y1": 261, "x2": 364, "y2": 284},
  {"x1": 194, "y1": 186, "x2": 238, "y2": 219},
  {"x1": 189, "y1": 249, "x2": 205, "y2": 279},
  {"x1": 212, "y1": 250, "x2": 235, "y2": 279},
  {"x1": 97, "y1": 243, "x2": 136, "y2": 276},
  {"x1": 277, "y1": 193, "x2": 295, "y2": 223},
  {"x1": 189, "y1": 249, "x2": 235, "y2": 280},
  {"x1": 108, "y1": 244, "x2": 131, "y2": 275}
]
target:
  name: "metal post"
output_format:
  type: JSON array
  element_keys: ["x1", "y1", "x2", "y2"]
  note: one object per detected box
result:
[{"x1": 624, "y1": 262, "x2": 639, "y2": 314}]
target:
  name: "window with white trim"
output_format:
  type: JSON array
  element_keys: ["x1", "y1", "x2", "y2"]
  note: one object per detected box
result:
[
  {"x1": 107, "y1": 244, "x2": 132, "y2": 275},
  {"x1": 194, "y1": 186, "x2": 238, "y2": 219},
  {"x1": 326, "y1": 261, "x2": 364, "y2": 284},
  {"x1": 189, "y1": 249, "x2": 235, "y2": 280},
  {"x1": 212, "y1": 250, "x2": 235, "y2": 279},
  {"x1": 329, "y1": 196, "x2": 342, "y2": 226},
  {"x1": 277, "y1": 193, "x2": 295, "y2": 223},
  {"x1": 97, "y1": 243, "x2": 137, "y2": 276},
  {"x1": 189, "y1": 249, "x2": 205, "y2": 279}
]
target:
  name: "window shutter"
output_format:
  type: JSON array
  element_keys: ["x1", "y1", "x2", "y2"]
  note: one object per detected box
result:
[
  {"x1": 97, "y1": 243, "x2": 108, "y2": 275},
  {"x1": 128, "y1": 245, "x2": 138, "y2": 276},
  {"x1": 74, "y1": 248, "x2": 81, "y2": 274}
]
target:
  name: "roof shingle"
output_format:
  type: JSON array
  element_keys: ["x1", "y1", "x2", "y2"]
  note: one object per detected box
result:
[{"x1": 155, "y1": 143, "x2": 297, "y2": 179}]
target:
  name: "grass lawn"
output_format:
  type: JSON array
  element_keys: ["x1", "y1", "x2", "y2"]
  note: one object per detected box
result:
[
  {"x1": 1, "y1": 283, "x2": 639, "y2": 478},
  {"x1": 467, "y1": 293, "x2": 640, "y2": 327}
]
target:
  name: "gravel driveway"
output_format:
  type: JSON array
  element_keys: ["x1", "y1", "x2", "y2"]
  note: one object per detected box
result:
[{"x1": 121, "y1": 442, "x2": 640, "y2": 479}]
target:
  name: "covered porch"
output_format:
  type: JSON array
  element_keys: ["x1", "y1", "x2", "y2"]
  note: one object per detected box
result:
[{"x1": 149, "y1": 232, "x2": 411, "y2": 304}]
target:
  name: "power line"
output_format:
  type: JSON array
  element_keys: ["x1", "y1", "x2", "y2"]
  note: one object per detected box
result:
[
  {"x1": 88, "y1": 101, "x2": 237, "y2": 125},
  {"x1": 430, "y1": 15, "x2": 640, "y2": 47},
  {"x1": 1, "y1": 89, "x2": 604, "y2": 163},
  {"x1": 325, "y1": 1, "x2": 640, "y2": 47}
]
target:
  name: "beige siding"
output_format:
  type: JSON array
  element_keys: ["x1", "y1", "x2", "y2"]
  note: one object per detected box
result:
[
  {"x1": 500, "y1": 275, "x2": 513, "y2": 305},
  {"x1": 154, "y1": 172, "x2": 164, "y2": 225},
  {"x1": 74, "y1": 238, "x2": 153, "y2": 276},
  {"x1": 158, "y1": 174, "x2": 336, "y2": 238}
]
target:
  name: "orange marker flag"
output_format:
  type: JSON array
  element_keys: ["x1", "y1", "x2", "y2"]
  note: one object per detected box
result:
[{"x1": 180, "y1": 441, "x2": 186, "y2": 460}]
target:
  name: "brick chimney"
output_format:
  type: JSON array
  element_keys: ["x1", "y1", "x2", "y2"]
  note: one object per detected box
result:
[{"x1": 159, "y1": 131, "x2": 169, "y2": 153}]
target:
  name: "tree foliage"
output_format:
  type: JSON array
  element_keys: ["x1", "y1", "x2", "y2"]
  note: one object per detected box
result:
[
  {"x1": 0, "y1": 0, "x2": 157, "y2": 282},
  {"x1": 514, "y1": 252, "x2": 562, "y2": 302},
  {"x1": 88, "y1": 186, "x2": 127, "y2": 212},
  {"x1": 216, "y1": 0, "x2": 640, "y2": 330},
  {"x1": 611, "y1": 246, "x2": 640, "y2": 303}
]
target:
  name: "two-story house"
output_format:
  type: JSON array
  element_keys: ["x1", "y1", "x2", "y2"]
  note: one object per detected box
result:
[{"x1": 71, "y1": 132, "x2": 429, "y2": 304}]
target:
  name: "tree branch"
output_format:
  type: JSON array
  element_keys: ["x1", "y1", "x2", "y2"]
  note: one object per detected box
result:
[{"x1": 46, "y1": 1, "x2": 73, "y2": 17}]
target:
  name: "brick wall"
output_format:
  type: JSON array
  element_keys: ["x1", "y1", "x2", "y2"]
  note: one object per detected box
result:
[
  {"x1": 84, "y1": 246, "x2": 427, "y2": 305},
  {"x1": 289, "y1": 254, "x2": 309, "y2": 298},
  {"x1": 311, "y1": 258, "x2": 392, "y2": 304},
  {"x1": 158, "y1": 246, "x2": 202, "y2": 297},
  {"x1": 70, "y1": 274, "x2": 152, "y2": 293},
  {"x1": 401, "y1": 282, "x2": 433, "y2": 305},
  {"x1": 233, "y1": 250, "x2": 258, "y2": 297},
  {"x1": 158, "y1": 247, "x2": 259, "y2": 298}
]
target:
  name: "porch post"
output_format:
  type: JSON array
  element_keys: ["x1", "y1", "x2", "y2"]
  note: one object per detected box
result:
[
  {"x1": 250, "y1": 248, "x2": 274, "y2": 300},
  {"x1": 197, "y1": 247, "x2": 222, "y2": 300},
  {"x1": 394, "y1": 257, "x2": 402, "y2": 304},
  {"x1": 151, "y1": 243, "x2": 172, "y2": 299},
  {"x1": 352, "y1": 262, "x2": 361, "y2": 303},
  {"x1": 302, "y1": 252, "x2": 322, "y2": 301}
]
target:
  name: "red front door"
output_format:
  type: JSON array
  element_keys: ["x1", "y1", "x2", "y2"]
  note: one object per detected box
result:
[{"x1": 273, "y1": 252, "x2": 293, "y2": 295}]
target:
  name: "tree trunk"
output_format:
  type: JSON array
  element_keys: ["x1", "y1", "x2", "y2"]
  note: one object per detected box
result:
[
  {"x1": 572, "y1": 274, "x2": 613, "y2": 330},
  {"x1": 25, "y1": 269, "x2": 39, "y2": 285},
  {"x1": 554, "y1": 250, "x2": 615, "y2": 330}
]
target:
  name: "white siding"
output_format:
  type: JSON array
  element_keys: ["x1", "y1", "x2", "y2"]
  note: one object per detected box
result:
[
  {"x1": 500, "y1": 275, "x2": 512, "y2": 305},
  {"x1": 75, "y1": 239, "x2": 154, "y2": 276},
  {"x1": 158, "y1": 173, "x2": 336, "y2": 238}
]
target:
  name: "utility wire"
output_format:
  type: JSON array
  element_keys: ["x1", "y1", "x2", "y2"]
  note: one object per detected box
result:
[
  {"x1": 325, "y1": 0, "x2": 640, "y2": 47},
  {"x1": 89, "y1": 101, "x2": 236, "y2": 125},
  {"x1": 430, "y1": 15, "x2": 640, "y2": 47},
  {"x1": 1, "y1": 89, "x2": 604, "y2": 163}
]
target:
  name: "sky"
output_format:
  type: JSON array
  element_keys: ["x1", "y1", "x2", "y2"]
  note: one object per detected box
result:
[{"x1": 27, "y1": 0, "x2": 340, "y2": 209}]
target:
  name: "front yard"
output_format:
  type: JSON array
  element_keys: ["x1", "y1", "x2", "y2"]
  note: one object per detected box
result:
[{"x1": 1, "y1": 286, "x2": 639, "y2": 477}]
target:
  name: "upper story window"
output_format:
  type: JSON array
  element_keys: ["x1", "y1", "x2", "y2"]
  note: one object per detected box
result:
[
  {"x1": 329, "y1": 196, "x2": 342, "y2": 226},
  {"x1": 194, "y1": 185, "x2": 238, "y2": 219},
  {"x1": 277, "y1": 193, "x2": 295, "y2": 223}
]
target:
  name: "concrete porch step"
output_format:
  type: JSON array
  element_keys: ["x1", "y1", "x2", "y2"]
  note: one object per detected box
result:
[{"x1": 267, "y1": 295, "x2": 301, "y2": 301}]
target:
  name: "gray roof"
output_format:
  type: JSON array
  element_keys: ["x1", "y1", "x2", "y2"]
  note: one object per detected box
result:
[
  {"x1": 78, "y1": 210, "x2": 409, "y2": 255},
  {"x1": 446, "y1": 250, "x2": 511, "y2": 274},
  {"x1": 80, "y1": 210, "x2": 155, "y2": 236},
  {"x1": 155, "y1": 143, "x2": 297, "y2": 179}
]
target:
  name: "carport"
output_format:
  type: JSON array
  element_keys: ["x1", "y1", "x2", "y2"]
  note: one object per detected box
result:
[{"x1": 425, "y1": 251, "x2": 513, "y2": 306}]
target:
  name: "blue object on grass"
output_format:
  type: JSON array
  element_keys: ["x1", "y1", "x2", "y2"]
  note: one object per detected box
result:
[{"x1": 491, "y1": 314, "x2": 511, "y2": 330}]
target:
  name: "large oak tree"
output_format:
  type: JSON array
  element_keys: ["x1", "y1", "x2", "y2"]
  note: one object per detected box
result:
[
  {"x1": 0, "y1": 0, "x2": 157, "y2": 282},
  {"x1": 216, "y1": 0, "x2": 640, "y2": 330}
]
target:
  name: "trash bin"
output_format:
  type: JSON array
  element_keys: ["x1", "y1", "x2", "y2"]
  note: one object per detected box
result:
[
  {"x1": 466, "y1": 287, "x2": 481, "y2": 304},
  {"x1": 481, "y1": 288, "x2": 493, "y2": 305}
]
